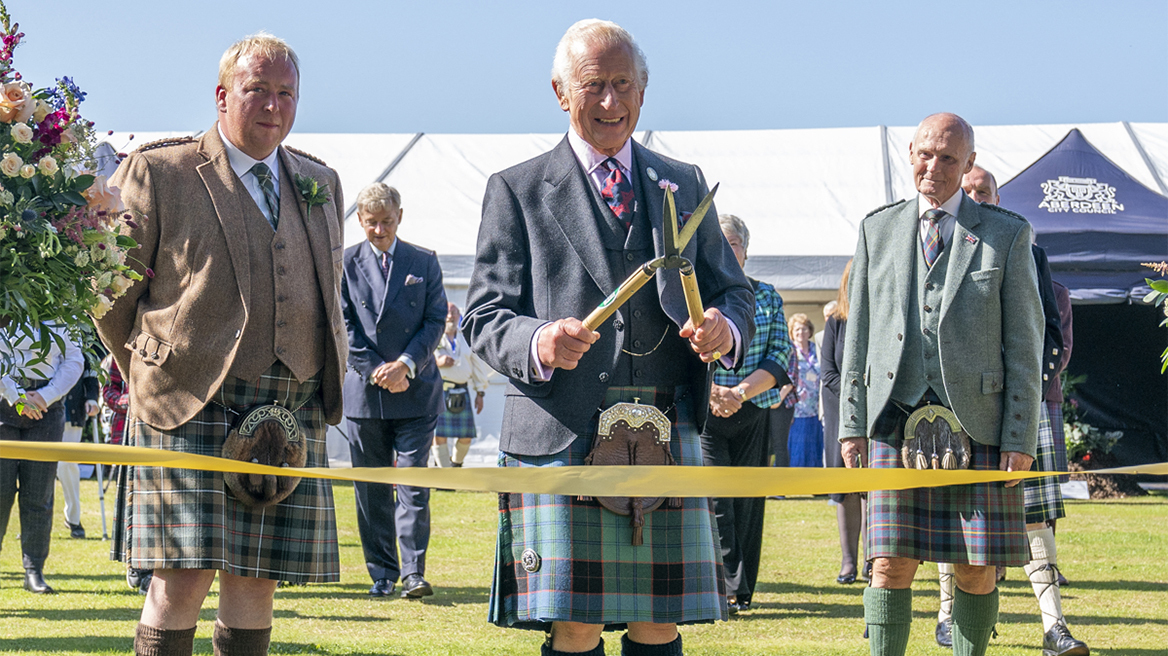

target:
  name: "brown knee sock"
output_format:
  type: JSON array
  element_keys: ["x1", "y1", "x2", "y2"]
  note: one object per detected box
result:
[
  {"x1": 212, "y1": 619, "x2": 271, "y2": 656},
  {"x1": 134, "y1": 623, "x2": 197, "y2": 656}
]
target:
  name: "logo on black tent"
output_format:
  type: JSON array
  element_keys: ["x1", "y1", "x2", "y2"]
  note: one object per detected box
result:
[{"x1": 1038, "y1": 176, "x2": 1124, "y2": 214}]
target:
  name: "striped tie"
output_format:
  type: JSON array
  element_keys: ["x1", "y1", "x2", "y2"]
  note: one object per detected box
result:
[
  {"x1": 600, "y1": 158, "x2": 635, "y2": 232},
  {"x1": 250, "y1": 162, "x2": 280, "y2": 230},
  {"x1": 922, "y1": 208, "x2": 945, "y2": 268}
]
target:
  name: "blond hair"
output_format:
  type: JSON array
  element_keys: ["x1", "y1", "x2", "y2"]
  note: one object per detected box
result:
[
  {"x1": 218, "y1": 32, "x2": 300, "y2": 89},
  {"x1": 356, "y1": 183, "x2": 402, "y2": 216}
]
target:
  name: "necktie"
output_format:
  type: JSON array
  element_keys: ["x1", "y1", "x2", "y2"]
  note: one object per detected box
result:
[
  {"x1": 379, "y1": 251, "x2": 391, "y2": 279},
  {"x1": 250, "y1": 162, "x2": 280, "y2": 230},
  {"x1": 600, "y1": 157, "x2": 635, "y2": 232},
  {"x1": 922, "y1": 208, "x2": 945, "y2": 268}
]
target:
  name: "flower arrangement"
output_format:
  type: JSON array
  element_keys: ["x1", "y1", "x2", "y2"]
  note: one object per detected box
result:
[
  {"x1": 1060, "y1": 372, "x2": 1122, "y2": 462},
  {"x1": 1141, "y1": 261, "x2": 1168, "y2": 373},
  {"x1": 0, "y1": 1, "x2": 143, "y2": 377}
]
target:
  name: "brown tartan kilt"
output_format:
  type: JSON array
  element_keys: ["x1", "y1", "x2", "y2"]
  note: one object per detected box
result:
[{"x1": 111, "y1": 363, "x2": 339, "y2": 582}]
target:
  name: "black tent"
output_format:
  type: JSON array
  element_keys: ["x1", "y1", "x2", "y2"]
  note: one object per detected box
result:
[{"x1": 998, "y1": 129, "x2": 1167, "y2": 466}]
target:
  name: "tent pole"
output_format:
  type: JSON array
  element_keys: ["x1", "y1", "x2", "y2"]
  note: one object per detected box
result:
[
  {"x1": 1122, "y1": 121, "x2": 1168, "y2": 196},
  {"x1": 879, "y1": 125, "x2": 894, "y2": 204},
  {"x1": 344, "y1": 132, "x2": 426, "y2": 221}
]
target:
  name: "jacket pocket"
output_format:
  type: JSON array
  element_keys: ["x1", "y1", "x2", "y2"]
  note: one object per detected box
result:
[
  {"x1": 125, "y1": 329, "x2": 173, "y2": 367},
  {"x1": 981, "y1": 370, "x2": 1004, "y2": 394},
  {"x1": 969, "y1": 267, "x2": 1001, "y2": 282}
]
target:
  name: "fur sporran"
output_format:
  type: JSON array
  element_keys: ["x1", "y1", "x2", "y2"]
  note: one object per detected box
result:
[
  {"x1": 580, "y1": 400, "x2": 680, "y2": 545},
  {"x1": 901, "y1": 404, "x2": 971, "y2": 470},
  {"x1": 221, "y1": 404, "x2": 307, "y2": 508}
]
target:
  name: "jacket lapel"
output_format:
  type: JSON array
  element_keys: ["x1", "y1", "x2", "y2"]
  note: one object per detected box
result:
[
  {"x1": 891, "y1": 198, "x2": 920, "y2": 315},
  {"x1": 355, "y1": 241, "x2": 388, "y2": 317},
  {"x1": 941, "y1": 193, "x2": 983, "y2": 313},
  {"x1": 635, "y1": 144, "x2": 692, "y2": 327},
  {"x1": 196, "y1": 128, "x2": 252, "y2": 310},
  {"x1": 543, "y1": 136, "x2": 617, "y2": 295},
  {"x1": 380, "y1": 240, "x2": 413, "y2": 321}
]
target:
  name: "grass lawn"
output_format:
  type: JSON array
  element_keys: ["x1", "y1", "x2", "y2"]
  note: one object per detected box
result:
[{"x1": 0, "y1": 478, "x2": 1164, "y2": 654}]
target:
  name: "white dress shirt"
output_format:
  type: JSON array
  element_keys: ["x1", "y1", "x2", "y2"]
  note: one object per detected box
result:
[
  {"x1": 1, "y1": 325, "x2": 84, "y2": 407},
  {"x1": 917, "y1": 190, "x2": 963, "y2": 252},
  {"x1": 219, "y1": 125, "x2": 281, "y2": 228}
]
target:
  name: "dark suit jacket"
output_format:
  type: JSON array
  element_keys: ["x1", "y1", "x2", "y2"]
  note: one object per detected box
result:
[
  {"x1": 819, "y1": 315, "x2": 846, "y2": 445},
  {"x1": 341, "y1": 239, "x2": 447, "y2": 419},
  {"x1": 463, "y1": 136, "x2": 755, "y2": 456},
  {"x1": 1032, "y1": 245, "x2": 1064, "y2": 398}
]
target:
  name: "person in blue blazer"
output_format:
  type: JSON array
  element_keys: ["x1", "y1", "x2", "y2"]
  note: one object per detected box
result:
[{"x1": 341, "y1": 183, "x2": 447, "y2": 599}]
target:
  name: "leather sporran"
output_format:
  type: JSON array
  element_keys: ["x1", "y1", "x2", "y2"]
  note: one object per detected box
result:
[
  {"x1": 901, "y1": 404, "x2": 971, "y2": 470},
  {"x1": 221, "y1": 404, "x2": 307, "y2": 508},
  {"x1": 444, "y1": 384, "x2": 469, "y2": 414},
  {"x1": 580, "y1": 400, "x2": 680, "y2": 546}
]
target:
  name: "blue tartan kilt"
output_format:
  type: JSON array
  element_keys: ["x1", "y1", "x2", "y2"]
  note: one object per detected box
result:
[
  {"x1": 490, "y1": 386, "x2": 727, "y2": 630},
  {"x1": 1024, "y1": 402, "x2": 1067, "y2": 524},
  {"x1": 435, "y1": 389, "x2": 477, "y2": 440},
  {"x1": 111, "y1": 362, "x2": 340, "y2": 583},
  {"x1": 866, "y1": 407, "x2": 1029, "y2": 567}
]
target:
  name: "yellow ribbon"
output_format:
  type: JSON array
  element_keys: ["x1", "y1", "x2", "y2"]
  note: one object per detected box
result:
[{"x1": 1, "y1": 441, "x2": 1163, "y2": 497}]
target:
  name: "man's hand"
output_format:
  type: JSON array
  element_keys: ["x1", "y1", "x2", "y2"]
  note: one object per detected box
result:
[
  {"x1": 537, "y1": 318, "x2": 598, "y2": 371},
  {"x1": 999, "y1": 451, "x2": 1034, "y2": 488},
  {"x1": 475, "y1": 392, "x2": 484, "y2": 414},
  {"x1": 436, "y1": 354, "x2": 455, "y2": 368},
  {"x1": 85, "y1": 400, "x2": 100, "y2": 417},
  {"x1": 679, "y1": 308, "x2": 733, "y2": 363},
  {"x1": 25, "y1": 391, "x2": 48, "y2": 412},
  {"x1": 708, "y1": 384, "x2": 743, "y2": 418},
  {"x1": 841, "y1": 437, "x2": 867, "y2": 468},
  {"x1": 778, "y1": 384, "x2": 795, "y2": 403},
  {"x1": 372, "y1": 361, "x2": 410, "y2": 393}
]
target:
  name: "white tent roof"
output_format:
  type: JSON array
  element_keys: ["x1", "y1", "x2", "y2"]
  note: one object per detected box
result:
[{"x1": 116, "y1": 122, "x2": 1168, "y2": 289}]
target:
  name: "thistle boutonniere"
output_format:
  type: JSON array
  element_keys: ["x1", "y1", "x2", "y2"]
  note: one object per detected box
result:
[{"x1": 294, "y1": 173, "x2": 332, "y2": 211}]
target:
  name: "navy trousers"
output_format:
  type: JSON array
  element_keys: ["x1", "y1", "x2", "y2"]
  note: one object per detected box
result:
[
  {"x1": 346, "y1": 414, "x2": 437, "y2": 582},
  {"x1": 0, "y1": 405, "x2": 65, "y2": 570}
]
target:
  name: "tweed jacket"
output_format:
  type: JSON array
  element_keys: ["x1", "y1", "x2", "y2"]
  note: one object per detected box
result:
[
  {"x1": 711, "y1": 277, "x2": 792, "y2": 410},
  {"x1": 97, "y1": 127, "x2": 348, "y2": 430},
  {"x1": 462, "y1": 136, "x2": 755, "y2": 456},
  {"x1": 341, "y1": 239, "x2": 447, "y2": 420},
  {"x1": 839, "y1": 193, "x2": 1043, "y2": 455}
]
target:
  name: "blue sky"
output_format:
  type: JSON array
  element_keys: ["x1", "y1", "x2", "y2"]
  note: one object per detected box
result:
[{"x1": 11, "y1": 0, "x2": 1167, "y2": 135}]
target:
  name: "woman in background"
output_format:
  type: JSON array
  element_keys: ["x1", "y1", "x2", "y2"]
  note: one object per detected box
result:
[{"x1": 786, "y1": 313, "x2": 823, "y2": 468}]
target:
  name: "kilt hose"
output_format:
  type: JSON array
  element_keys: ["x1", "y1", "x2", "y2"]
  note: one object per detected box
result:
[
  {"x1": 1023, "y1": 402, "x2": 1067, "y2": 525},
  {"x1": 435, "y1": 389, "x2": 477, "y2": 440},
  {"x1": 866, "y1": 405, "x2": 1029, "y2": 567},
  {"x1": 111, "y1": 362, "x2": 339, "y2": 582},
  {"x1": 490, "y1": 386, "x2": 727, "y2": 630}
]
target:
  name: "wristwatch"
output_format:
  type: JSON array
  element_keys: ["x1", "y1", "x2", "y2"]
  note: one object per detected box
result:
[{"x1": 734, "y1": 385, "x2": 747, "y2": 401}]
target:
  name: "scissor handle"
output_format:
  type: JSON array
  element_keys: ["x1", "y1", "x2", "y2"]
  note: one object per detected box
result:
[
  {"x1": 582, "y1": 263, "x2": 658, "y2": 332},
  {"x1": 679, "y1": 264, "x2": 704, "y2": 327}
]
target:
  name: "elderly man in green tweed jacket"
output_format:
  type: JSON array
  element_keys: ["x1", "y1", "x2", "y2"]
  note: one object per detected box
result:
[{"x1": 839, "y1": 112, "x2": 1042, "y2": 656}]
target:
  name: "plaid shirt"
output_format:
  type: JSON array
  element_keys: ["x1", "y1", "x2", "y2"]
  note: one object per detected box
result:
[{"x1": 713, "y1": 278, "x2": 792, "y2": 409}]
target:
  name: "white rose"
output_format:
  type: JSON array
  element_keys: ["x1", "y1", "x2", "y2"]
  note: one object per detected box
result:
[
  {"x1": 32, "y1": 100, "x2": 50, "y2": 124},
  {"x1": 38, "y1": 156, "x2": 58, "y2": 176},
  {"x1": 19, "y1": 164, "x2": 35, "y2": 179},
  {"x1": 90, "y1": 294, "x2": 113, "y2": 320},
  {"x1": 10, "y1": 122, "x2": 32, "y2": 144},
  {"x1": 0, "y1": 152, "x2": 21, "y2": 177},
  {"x1": 109, "y1": 274, "x2": 133, "y2": 297}
]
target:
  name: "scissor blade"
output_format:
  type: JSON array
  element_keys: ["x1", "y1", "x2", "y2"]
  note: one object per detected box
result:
[
  {"x1": 676, "y1": 182, "x2": 719, "y2": 253},
  {"x1": 662, "y1": 187, "x2": 679, "y2": 257}
]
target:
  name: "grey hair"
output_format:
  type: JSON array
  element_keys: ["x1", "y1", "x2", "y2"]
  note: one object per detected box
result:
[
  {"x1": 218, "y1": 32, "x2": 300, "y2": 89},
  {"x1": 356, "y1": 183, "x2": 401, "y2": 216},
  {"x1": 914, "y1": 112, "x2": 975, "y2": 156},
  {"x1": 718, "y1": 213, "x2": 750, "y2": 252},
  {"x1": 552, "y1": 19, "x2": 649, "y2": 93}
]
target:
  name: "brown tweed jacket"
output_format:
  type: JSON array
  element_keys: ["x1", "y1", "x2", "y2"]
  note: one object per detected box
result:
[{"x1": 97, "y1": 126, "x2": 347, "y2": 430}]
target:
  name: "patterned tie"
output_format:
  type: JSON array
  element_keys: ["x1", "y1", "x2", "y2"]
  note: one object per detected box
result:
[
  {"x1": 379, "y1": 251, "x2": 391, "y2": 279},
  {"x1": 600, "y1": 157, "x2": 635, "y2": 232},
  {"x1": 250, "y1": 162, "x2": 280, "y2": 230},
  {"x1": 922, "y1": 208, "x2": 946, "y2": 268}
]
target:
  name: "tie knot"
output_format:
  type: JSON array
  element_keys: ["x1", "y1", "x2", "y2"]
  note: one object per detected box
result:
[
  {"x1": 603, "y1": 157, "x2": 621, "y2": 173},
  {"x1": 250, "y1": 162, "x2": 273, "y2": 184},
  {"x1": 924, "y1": 208, "x2": 946, "y2": 224}
]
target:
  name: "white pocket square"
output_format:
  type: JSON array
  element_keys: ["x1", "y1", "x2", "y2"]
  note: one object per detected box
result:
[{"x1": 404, "y1": 274, "x2": 424, "y2": 286}]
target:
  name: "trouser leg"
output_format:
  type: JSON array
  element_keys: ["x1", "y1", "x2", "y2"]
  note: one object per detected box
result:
[
  {"x1": 347, "y1": 418, "x2": 401, "y2": 583},
  {"x1": 392, "y1": 414, "x2": 437, "y2": 578}
]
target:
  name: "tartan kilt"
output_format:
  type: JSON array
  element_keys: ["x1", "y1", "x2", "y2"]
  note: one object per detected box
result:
[
  {"x1": 110, "y1": 362, "x2": 340, "y2": 582},
  {"x1": 866, "y1": 406, "x2": 1029, "y2": 567},
  {"x1": 435, "y1": 389, "x2": 477, "y2": 439},
  {"x1": 490, "y1": 386, "x2": 727, "y2": 630},
  {"x1": 1024, "y1": 402, "x2": 1067, "y2": 524}
]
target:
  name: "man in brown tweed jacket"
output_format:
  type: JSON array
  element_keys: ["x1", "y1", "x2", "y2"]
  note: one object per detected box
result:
[{"x1": 96, "y1": 33, "x2": 347, "y2": 656}]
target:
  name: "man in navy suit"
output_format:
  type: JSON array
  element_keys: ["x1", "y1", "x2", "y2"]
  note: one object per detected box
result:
[{"x1": 341, "y1": 183, "x2": 447, "y2": 599}]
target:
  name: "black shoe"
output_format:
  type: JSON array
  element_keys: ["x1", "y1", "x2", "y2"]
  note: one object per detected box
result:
[
  {"x1": 935, "y1": 618, "x2": 953, "y2": 648},
  {"x1": 369, "y1": 578, "x2": 395, "y2": 597},
  {"x1": 400, "y1": 573, "x2": 433, "y2": 598},
  {"x1": 127, "y1": 567, "x2": 143, "y2": 589},
  {"x1": 65, "y1": 521, "x2": 86, "y2": 539},
  {"x1": 1043, "y1": 623, "x2": 1089, "y2": 656},
  {"x1": 836, "y1": 571, "x2": 857, "y2": 585},
  {"x1": 862, "y1": 561, "x2": 873, "y2": 581},
  {"x1": 1055, "y1": 567, "x2": 1069, "y2": 587},
  {"x1": 138, "y1": 570, "x2": 153, "y2": 595},
  {"x1": 24, "y1": 569, "x2": 55, "y2": 594},
  {"x1": 737, "y1": 597, "x2": 752, "y2": 611},
  {"x1": 451, "y1": 462, "x2": 463, "y2": 468}
]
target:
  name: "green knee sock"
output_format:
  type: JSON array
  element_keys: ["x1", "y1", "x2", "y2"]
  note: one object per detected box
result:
[
  {"x1": 952, "y1": 587, "x2": 999, "y2": 656},
  {"x1": 864, "y1": 587, "x2": 912, "y2": 656}
]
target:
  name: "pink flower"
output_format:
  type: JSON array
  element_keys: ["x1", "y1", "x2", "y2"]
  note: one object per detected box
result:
[
  {"x1": 657, "y1": 179, "x2": 679, "y2": 193},
  {"x1": 0, "y1": 81, "x2": 33, "y2": 124},
  {"x1": 82, "y1": 175, "x2": 125, "y2": 214}
]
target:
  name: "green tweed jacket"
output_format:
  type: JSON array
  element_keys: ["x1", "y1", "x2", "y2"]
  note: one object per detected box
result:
[{"x1": 839, "y1": 194, "x2": 1043, "y2": 456}]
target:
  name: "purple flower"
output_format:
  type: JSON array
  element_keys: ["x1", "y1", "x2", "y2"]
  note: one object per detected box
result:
[
  {"x1": 145, "y1": 268, "x2": 155, "y2": 278},
  {"x1": 657, "y1": 179, "x2": 679, "y2": 192}
]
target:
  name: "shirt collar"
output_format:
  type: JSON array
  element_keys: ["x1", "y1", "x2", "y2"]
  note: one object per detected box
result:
[
  {"x1": 567, "y1": 129, "x2": 633, "y2": 176},
  {"x1": 918, "y1": 189, "x2": 965, "y2": 221},
  {"x1": 368, "y1": 238, "x2": 398, "y2": 259},
  {"x1": 218, "y1": 123, "x2": 280, "y2": 183}
]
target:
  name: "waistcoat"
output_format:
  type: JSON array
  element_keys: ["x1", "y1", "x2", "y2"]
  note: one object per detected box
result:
[{"x1": 891, "y1": 232, "x2": 951, "y2": 408}]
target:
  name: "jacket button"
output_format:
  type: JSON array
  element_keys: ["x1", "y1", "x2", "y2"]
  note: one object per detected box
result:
[
  {"x1": 277, "y1": 266, "x2": 286, "y2": 275},
  {"x1": 276, "y1": 347, "x2": 286, "y2": 356},
  {"x1": 513, "y1": 367, "x2": 522, "y2": 376},
  {"x1": 410, "y1": 301, "x2": 417, "y2": 307},
  {"x1": 234, "y1": 329, "x2": 241, "y2": 339},
  {"x1": 925, "y1": 374, "x2": 933, "y2": 381},
  {"x1": 1043, "y1": 374, "x2": 1049, "y2": 381},
  {"x1": 1014, "y1": 413, "x2": 1022, "y2": 420},
  {"x1": 897, "y1": 333, "x2": 903, "y2": 341},
  {"x1": 634, "y1": 369, "x2": 643, "y2": 378},
  {"x1": 850, "y1": 414, "x2": 857, "y2": 421},
  {"x1": 277, "y1": 295, "x2": 286, "y2": 302},
  {"x1": 139, "y1": 348, "x2": 147, "y2": 356},
  {"x1": 1012, "y1": 395, "x2": 1020, "y2": 401},
  {"x1": 151, "y1": 353, "x2": 159, "y2": 360},
  {"x1": 922, "y1": 328, "x2": 930, "y2": 335},
  {"x1": 599, "y1": 372, "x2": 609, "y2": 382},
  {"x1": 626, "y1": 253, "x2": 635, "y2": 261},
  {"x1": 275, "y1": 242, "x2": 285, "y2": 250},
  {"x1": 613, "y1": 320, "x2": 624, "y2": 331},
  {"x1": 633, "y1": 339, "x2": 642, "y2": 349},
  {"x1": 847, "y1": 397, "x2": 854, "y2": 403},
  {"x1": 887, "y1": 372, "x2": 894, "y2": 379},
  {"x1": 633, "y1": 310, "x2": 643, "y2": 318},
  {"x1": 926, "y1": 282, "x2": 935, "y2": 290},
  {"x1": 923, "y1": 305, "x2": 932, "y2": 312},
  {"x1": 404, "y1": 328, "x2": 410, "y2": 334},
  {"x1": 376, "y1": 328, "x2": 382, "y2": 334},
  {"x1": 277, "y1": 320, "x2": 287, "y2": 328}
]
